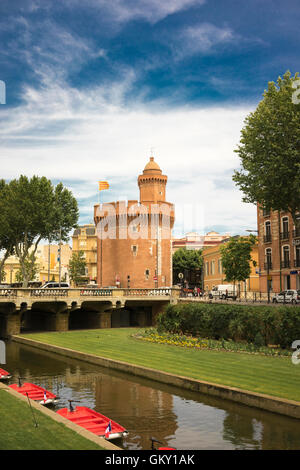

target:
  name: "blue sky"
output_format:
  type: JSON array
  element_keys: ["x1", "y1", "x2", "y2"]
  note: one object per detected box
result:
[{"x1": 0, "y1": 0, "x2": 299, "y2": 238}]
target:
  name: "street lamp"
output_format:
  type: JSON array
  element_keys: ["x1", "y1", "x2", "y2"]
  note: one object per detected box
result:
[{"x1": 265, "y1": 255, "x2": 271, "y2": 304}]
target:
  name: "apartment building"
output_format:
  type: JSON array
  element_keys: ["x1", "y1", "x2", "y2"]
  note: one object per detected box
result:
[
  {"x1": 257, "y1": 207, "x2": 300, "y2": 292},
  {"x1": 203, "y1": 237, "x2": 259, "y2": 293},
  {"x1": 72, "y1": 224, "x2": 98, "y2": 283}
]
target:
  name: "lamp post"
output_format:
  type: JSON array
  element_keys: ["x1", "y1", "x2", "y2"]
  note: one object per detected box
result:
[{"x1": 265, "y1": 255, "x2": 271, "y2": 303}]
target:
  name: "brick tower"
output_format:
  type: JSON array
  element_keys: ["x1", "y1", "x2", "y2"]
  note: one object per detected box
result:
[{"x1": 94, "y1": 157, "x2": 175, "y2": 288}]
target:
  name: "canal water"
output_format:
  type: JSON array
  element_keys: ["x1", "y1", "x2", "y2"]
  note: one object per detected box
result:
[{"x1": 3, "y1": 340, "x2": 300, "y2": 450}]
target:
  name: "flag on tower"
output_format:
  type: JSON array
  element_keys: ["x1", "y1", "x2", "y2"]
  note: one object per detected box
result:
[{"x1": 98, "y1": 181, "x2": 109, "y2": 190}]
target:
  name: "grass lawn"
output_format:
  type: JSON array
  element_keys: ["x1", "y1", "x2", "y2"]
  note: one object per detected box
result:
[
  {"x1": 20, "y1": 328, "x2": 300, "y2": 403},
  {"x1": 0, "y1": 389, "x2": 106, "y2": 450}
]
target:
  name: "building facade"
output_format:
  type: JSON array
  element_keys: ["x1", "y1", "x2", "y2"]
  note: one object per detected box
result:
[
  {"x1": 2, "y1": 243, "x2": 72, "y2": 285},
  {"x1": 72, "y1": 224, "x2": 98, "y2": 283},
  {"x1": 94, "y1": 157, "x2": 175, "y2": 288},
  {"x1": 172, "y1": 231, "x2": 231, "y2": 253},
  {"x1": 202, "y1": 238, "x2": 259, "y2": 293},
  {"x1": 257, "y1": 207, "x2": 300, "y2": 292}
]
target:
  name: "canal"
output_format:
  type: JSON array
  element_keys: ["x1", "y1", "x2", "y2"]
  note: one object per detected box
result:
[{"x1": 3, "y1": 340, "x2": 300, "y2": 450}]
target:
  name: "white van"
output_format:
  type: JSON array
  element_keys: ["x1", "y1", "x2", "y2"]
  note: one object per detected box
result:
[
  {"x1": 41, "y1": 282, "x2": 70, "y2": 289},
  {"x1": 209, "y1": 284, "x2": 237, "y2": 300}
]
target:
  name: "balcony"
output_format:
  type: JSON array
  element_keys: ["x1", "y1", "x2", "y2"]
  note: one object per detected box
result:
[
  {"x1": 293, "y1": 228, "x2": 300, "y2": 238},
  {"x1": 264, "y1": 234, "x2": 272, "y2": 243},
  {"x1": 294, "y1": 258, "x2": 300, "y2": 268},
  {"x1": 280, "y1": 231, "x2": 289, "y2": 240},
  {"x1": 281, "y1": 260, "x2": 290, "y2": 269},
  {"x1": 264, "y1": 262, "x2": 272, "y2": 270}
]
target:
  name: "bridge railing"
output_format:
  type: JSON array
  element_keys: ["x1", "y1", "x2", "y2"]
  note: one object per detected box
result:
[
  {"x1": 0, "y1": 287, "x2": 179, "y2": 299},
  {"x1": 0, "y1": 288, "x2": 17, "y2": 297},
  {"x1": 123, "y1": 288, "x2": 172, "y2": 296},
  {"x1": 79, "y1": 288, "x2": 113, "y2": 296}
]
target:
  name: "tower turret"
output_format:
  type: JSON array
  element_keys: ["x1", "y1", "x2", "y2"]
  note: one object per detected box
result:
[{"x1": 138, "y1": 157, "x2": 167, "y2": 204}]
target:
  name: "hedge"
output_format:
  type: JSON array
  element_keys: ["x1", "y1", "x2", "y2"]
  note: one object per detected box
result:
[{"x1": 156, "y1": 303, "x2": 300, "y2": 348}]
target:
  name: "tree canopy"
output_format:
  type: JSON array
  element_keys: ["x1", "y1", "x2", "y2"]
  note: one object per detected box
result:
[
  {"x1": 0, "y1": 175, "x2": 79, "y2": 287},
  {"x1": 233, "y1": 71, "x2": 300, "y2": 225},
  {"x1": 0, "y1": 179, "x2": 15, "y2": 281},
  {"x1": 219, "y1": 235, "x2": 257, "y2": 288},
  {"x1": 68, "y1": 250, "x2": 87, "y2": 286},
  {"x1": 172, "y1": 248, "x2": 203, "y2": 284}
]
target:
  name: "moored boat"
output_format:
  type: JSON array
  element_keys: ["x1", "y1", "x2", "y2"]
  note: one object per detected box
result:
[
  {"x1": 0, "y1": 368, "x2": 12, "y2": 380},
  {"x1": 9, "y1": 382, "x2": 59, "y2": 405},
  {"x1": 57, "y1": 402, "x2": 128, "y2": 440}
]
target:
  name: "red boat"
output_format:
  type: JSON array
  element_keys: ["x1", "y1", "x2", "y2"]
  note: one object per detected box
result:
[
  {"x1": 57, "y1": 403, "x2": 128, "y2": 440},
  {"x1": 9, "y1": 382, "x2": 59, "y2": 406},
  {"x1": 0, "y1": 368, "x2": 12, "y2": 380}
]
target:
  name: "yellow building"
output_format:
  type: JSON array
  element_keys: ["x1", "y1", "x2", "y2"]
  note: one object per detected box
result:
[
  {"x1": 72, "y1": 224, "x2": 97, "y2": 283},
  {"x1": 202, "y1": 237, "x2": 259, "y2": 294},
  {"x1": 2, "y1": 244, "x2": 72, "y2": 285},
  {"x1": 36, "y1": 244, "x2": 72, "y2": 283}
]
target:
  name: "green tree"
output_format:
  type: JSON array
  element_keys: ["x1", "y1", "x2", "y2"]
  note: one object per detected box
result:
[
  {"x1": 3, "y1": 176, "x2": 79, "y2": 287},
  {"x1": 69, "y1": 251, "x2": 87, "y2": 286},
  {"x1": 172, "y1": 248, "x2": 203, "y2": 285},
  {"x1": 233, "y1": 71, "x2": 300, "y2": 227},
  {"x1": 0, "y1": 180, "x2": 15, "y2": 281},
  {"x1": 15, "y1": 253, "x2": 39, "y2": 283},
  {"x1": 219, "y1": 236, "x2": 257, "y2": 294}
]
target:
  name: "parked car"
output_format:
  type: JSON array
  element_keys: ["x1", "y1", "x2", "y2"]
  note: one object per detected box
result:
[
  {"x1": 272, "y1": 290, "x2": 300, "y2": 304},
  {"x1": 209, "y1": 284, "x2": 237, "y2": 300},
  {"x1": 41, "y1": 282, "x2": 70, "y2": 289}
]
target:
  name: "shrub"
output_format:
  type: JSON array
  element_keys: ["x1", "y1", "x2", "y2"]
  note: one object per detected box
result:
[{"x1": 156, "y1": 303, "x2": 300, "y2": 349}]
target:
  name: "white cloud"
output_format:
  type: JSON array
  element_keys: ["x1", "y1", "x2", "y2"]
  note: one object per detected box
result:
[
  {"x1": 0, "y1": 77, "x2": 256, "y2": 236},
  {"x1": 172, "y1": 22, "x2": 235, "y2": 58},
  {"x1": 5, "y1": 15, "x2": 105, "y2": 83},
  {"x1": 73, "y1": 0, "x2": 206, "y2": 24}
]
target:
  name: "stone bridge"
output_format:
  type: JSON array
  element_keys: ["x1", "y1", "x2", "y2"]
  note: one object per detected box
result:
[{"x1": 0, "y1": 287, "x2": 180, "y2": 337}]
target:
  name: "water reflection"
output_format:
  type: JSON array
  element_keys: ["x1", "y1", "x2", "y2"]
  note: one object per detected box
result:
[{"x1": 3, "y1": 341, "x2": 300, "y2": 450}]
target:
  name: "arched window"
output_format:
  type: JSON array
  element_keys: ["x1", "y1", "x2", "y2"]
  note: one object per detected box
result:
[
  {"x1": 281, "y1": 216, "x2": 289, "y2": 239},
  {"x1": 265, "y1": 248, "x2": 272, "y2": 270},
  {"x1": 264, "y1": 221, "x2": 272, "y2": 243},
  {"x1": 282, "y1": 245, "x2": 290, "y2": 268}
]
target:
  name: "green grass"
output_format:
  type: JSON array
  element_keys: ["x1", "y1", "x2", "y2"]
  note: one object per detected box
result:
[
  {"x1": 20, "y1": 328, "x2": 300, "y2": 402},
  {"x1": 0, "y1": 389, "x2": 106, "y2": 450}
]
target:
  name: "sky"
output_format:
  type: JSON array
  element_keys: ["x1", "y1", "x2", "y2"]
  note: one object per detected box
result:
[{"x1": 0, "y1": 0, "x2": 299, "y2": 239}]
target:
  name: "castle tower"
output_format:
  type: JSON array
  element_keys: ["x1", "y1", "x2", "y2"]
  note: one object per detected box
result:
[
  {"x1": 138, "y1": 157, "x2": 167, "y2": 204},
  {"x1": 94, "y1": 157, "x2": 174, "y2": 289}
]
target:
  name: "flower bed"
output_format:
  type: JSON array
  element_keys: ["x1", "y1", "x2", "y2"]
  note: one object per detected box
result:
[{"x1": 134, "y1": 328, "x2": 291, "y2": 357}]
